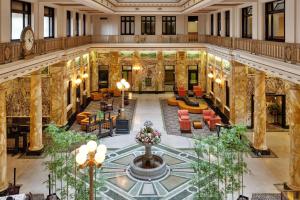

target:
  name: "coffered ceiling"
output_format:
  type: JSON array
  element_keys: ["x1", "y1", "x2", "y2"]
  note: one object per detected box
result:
[{"x1": 42, "y1": 0, "x2": 255, "y2": 15}]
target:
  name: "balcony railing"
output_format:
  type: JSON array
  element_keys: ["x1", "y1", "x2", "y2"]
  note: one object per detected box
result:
[
  {"x1": 0, "y1": 34, "x2": 299, "y2": 65},
  {"x1": 0, "y1": 36, "x2": 92, "y2": 64}
]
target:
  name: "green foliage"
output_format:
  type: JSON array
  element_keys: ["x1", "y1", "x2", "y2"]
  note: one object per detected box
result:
[
  {"x1": 192, "y1": 125, "x2": 250, "y2": 200},
  {"x1": 44, "y1": 124, "x2": 104, "y2": 200}
]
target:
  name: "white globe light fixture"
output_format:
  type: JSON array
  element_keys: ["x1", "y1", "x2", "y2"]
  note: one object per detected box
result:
[
  {"x1": 76, "y1": 141, "x2": 106, "y2": 200},
  {"x1": 116, "y1": 79, "x2": 130, "y2": 112}
]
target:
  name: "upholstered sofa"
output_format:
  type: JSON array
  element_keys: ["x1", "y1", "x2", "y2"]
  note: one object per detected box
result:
[
  {"x1": 178, "y1": 110, "x2": 191, "y2": 133},
  {"x1": 91, "y1": 92, "x2": 103, "y2": 101},
  {"x1": 167, "y1": 97, "x2": 208, "y2": 114}
]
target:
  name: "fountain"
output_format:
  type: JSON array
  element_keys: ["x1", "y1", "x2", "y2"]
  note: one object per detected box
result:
[{"x1": 128, "y1": 121, "x2": 168, "y2": 180}]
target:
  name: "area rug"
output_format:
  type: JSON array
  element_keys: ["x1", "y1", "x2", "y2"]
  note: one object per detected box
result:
[
  {"x1": 160, "y1": 99, "x2": 215, "y2": 138},
  {"x1": 251, "y1": 193, "x2": 281, "y2": 200},
  {"x1": 69, "y1": 97, "x2": 137, "y2": 134}
]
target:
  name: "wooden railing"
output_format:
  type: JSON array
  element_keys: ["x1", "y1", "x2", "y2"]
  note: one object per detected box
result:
[
  {"x1": 0, "y1": 36, "x2": 92, "y2": 64},
  {"x1": 0, "y1": 34, "x2": 299, "y2": 65},
  {"x1": 91, "y1": 34, "x2": 206, "y2": 44}
]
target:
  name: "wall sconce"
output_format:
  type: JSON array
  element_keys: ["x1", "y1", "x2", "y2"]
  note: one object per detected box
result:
[
  {"x1": 75, "y1": 75, "x2": 82, "y2": 86},
  {"x1": 82, "y1": 71, "x2": 88, "y2": 79},
  {"x1": 133, "y1": 65, "x2": 141, "y2": 71},
  {"x1": 208, "y1": 72, "x2": 214, "y2": 78},
  {"x1": 215, "y1": 77, "x2": 222, "y2": 84}
]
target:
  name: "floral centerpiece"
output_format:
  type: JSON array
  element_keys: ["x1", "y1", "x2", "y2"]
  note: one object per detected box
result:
[{"x1": 136, "y1": 121, "x2": 161, "y2": 145}]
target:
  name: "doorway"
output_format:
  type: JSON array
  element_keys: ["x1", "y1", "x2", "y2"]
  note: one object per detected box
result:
[
  {"x1": 251, "y1": 94, "x2": 287, "y2": 129},
  {"x1": 98, "y1": 65, "x2": 109, "y2": 89},
  {"x1": 188, "y1": 65, "x2": 198, "y2": 90},
  {"x1": 188, "y1": 16, "x2": 198, "y2": 42},
  {"x1": 122, "y1": 66, "x2": 133, "y2": 89},
  {"x1": 164, "y1": 65, "x2": 175, "y2": 92}
]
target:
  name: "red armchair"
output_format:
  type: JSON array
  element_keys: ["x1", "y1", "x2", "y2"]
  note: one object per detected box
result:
[
  {"x1": 193, "y1": 86, "x2": 203, "y2": 98},
  {"x1": 178, "y1": 87, "x2": 186, "y2": 97},
  {"x1": 207, "y1": 116, "x2": 222, "y2": 130},
  {"x1": 178, "y1": 110, "x2": 191, "y2": 133},
  {"x1": 203, "y1": 109, "x2": 215, "y2": 123}
]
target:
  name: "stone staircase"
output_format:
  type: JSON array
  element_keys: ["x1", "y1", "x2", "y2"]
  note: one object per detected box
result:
[{"x1": 251, "y1": 193, "x2": 282, "y2": 200}]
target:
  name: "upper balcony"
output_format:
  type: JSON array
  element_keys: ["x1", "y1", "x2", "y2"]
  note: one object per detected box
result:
[{"x1": 0, "y1": 34, "x2": 299, "y2": 66}]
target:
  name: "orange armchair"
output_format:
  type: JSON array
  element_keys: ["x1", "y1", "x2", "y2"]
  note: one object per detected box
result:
[
  {"x1": 114, "y1": 89, "x2": 121, "y2": 97},
  {"x1": 193, "y1": 86, "x2": 203, "y2": 98},
  {"x1": 207, "y1": 116, "x2": 222, "y2": 130},
  {"x1": 76, "y1": 112, "x2": 92, "y2": 124},
  {"x1": 178, "y1": 87, "x2": 186, "y2": 97},
  {"x1": 203, "y1": 109, "x2": 215, "y2": 123},
  {"x1": 91, "y1": 92, "x2": 103, "y2": 101},
  {"x1": 178, "y1": 110, "x2": 191, "y2": 133}
]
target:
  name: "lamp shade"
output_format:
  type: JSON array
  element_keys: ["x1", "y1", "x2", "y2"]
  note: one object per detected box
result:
[
  {"x1": 208, "y1": 72, "x2": 214, "y2": 78},
  {"x1": 87, "y1": 141, "x2": 97, "y2": 153},
  {"x1": 95, "y1": 152, "x2": 106, "y2": 164},
  {"x1": 76, "y1": 153, "x2": 87, "y2": 165},
  {"x1": 82, "y1": 72, "x2": 88, "y2": 79},
  {"x1": 215, "y1": 78, "x2": 222, "y2": 84},
  {"x1": 75, "y1": 77, "x2": 82, "y2": 85},
  {"x1": 97, "y1": 144, "x2": 107, "y2": 155}
]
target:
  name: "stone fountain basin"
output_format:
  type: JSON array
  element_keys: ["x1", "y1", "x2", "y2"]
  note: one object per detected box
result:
[{"x1": 128, "y1": 155, "x2": 168, "y2": 181}]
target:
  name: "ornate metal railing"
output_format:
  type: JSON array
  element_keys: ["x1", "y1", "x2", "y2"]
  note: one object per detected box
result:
[
  {"x1": 0, "y1": 36, "x2": 92, "y2": 64},
  {"x1": 0, "y1": 34, "x2": 299, "y2": 65}
]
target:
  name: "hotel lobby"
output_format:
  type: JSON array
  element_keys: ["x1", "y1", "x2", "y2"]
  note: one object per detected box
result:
[{"x1": 0, "y1": 0, "x2": 300, "y2": 199}]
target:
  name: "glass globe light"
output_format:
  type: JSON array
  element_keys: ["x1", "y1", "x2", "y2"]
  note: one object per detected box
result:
[
  {"x1": 76, "y1": 153, "x2": 87, "y2": 165},
  {"x1": 79, "y1": 145, "x2": 88, "y2": 155},
  {"x1": 124, "y1": 82, "x2": 130, "y2": 89},
  {"x1": 120, "y1": 79, "x2": 127, "y2": 84},
  {"x1": 95, "y1": 152, "x2": 106, "y2": 164},
  {"x1": 87, "y1": 141, "x2": 97, "y2": 153},
  {"x1": 97, "y1": 144, "x2": 107, "y2": 155},
  {"x1": 116, "y1": 82, "x2": 122, "y2": 90}
]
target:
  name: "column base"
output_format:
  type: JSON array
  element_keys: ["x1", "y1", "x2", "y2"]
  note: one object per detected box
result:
[
  {"x1": 251, "y1": 145, "x2": 271, "y2": 156},
  {"x1": 27, "y1": 146, "x2": 44, "y2": 156},
  {"x1": 0, "y1": 188, "x2": 8, "y2": 196}
]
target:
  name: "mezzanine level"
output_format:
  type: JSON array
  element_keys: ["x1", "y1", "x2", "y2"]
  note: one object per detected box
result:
[{"x1": 1, "y1": 35, "x2": 300, "y2": 66}]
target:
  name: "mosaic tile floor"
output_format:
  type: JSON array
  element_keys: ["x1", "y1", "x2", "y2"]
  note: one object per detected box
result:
[
  {"x1": 99, "y1": 144, "x2": 201, "y2": 200},
  {"x1": 159, "y1": 99, "x2": 215, "y2": 138}
]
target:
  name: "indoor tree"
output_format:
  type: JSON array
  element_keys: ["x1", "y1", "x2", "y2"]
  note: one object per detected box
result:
[
  {"x1": 44, "y1": 124, "x2": 104, "y2": 200},
  {"x1": 192, "y1": 125, "x2": 250, "y2": 200}
]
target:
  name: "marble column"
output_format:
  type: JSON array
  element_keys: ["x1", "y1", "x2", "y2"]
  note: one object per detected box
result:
[
  {"x1": 176, "y1": 51, "x2": 187, "y2": 89},
  {"x1": 230, "y1": 62, "x2": 248, "y2": 125},
  {"x1": 90, "y1": 51, "x2": 98, "y2": 92},
  {"x1": 199, "y1": 52, "x2": 207, "y2": 92},
  {"x1": 50, "y1": 63, "x2": 67, "y2": 126},
  {"x1": 288, "y1": 84, "x2": 300, "y2": 190},
  {"x1": 0, "y1": 84, "x2": 8, "y2": 193},
  {"x1": 109, "y1": 51, "x2": 121, "y2": 89},
  {"x1": 253, "y1": 70, "x2": 267, "y2": 151},
  {"x1": 157, "y1": 51, "x2": 164, "y2": 92},
  {"x1": 29, "y1": 70, "x2": 44, "y2": 153}
]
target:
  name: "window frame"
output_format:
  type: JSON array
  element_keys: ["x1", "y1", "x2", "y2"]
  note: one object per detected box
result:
[
  {"x1": 210, "y1": 14, "x2": 214, "y2": 35},
  {"x1": 75, "y1": 12, "x2": 79, "y2": 36},
  {"x1": 44, "y1": 6, "x2": 55, "y2": 39},
  {"x1": 83, "y1": 14, "x2": 86, "y2": 36},
  {"x1": 162, "y1": 16, "x2": 176, "y2": 35},
  {"x1": 265, "y1": 0, "x2": 285, "y2": 42},
  {"x1": 66, "y1": 11, "x2": 71, "y2": 37},
  {"x1": 242, "y1": 6, "x2": 253, "y2": 39},
  {"x1": 225, "y1": 10, "x2": 230, "y2": 37},
  {"x1": 121, "y1": 16, "x2": 135, "y2": 35},
  {"x1": 217, "y1": 13, "x2": 221, "y2": 36},
  {"x1": 141, "y1": 16, "x2": 156, "y2": 35},
  {"x1": 11, "y1": 0, "x2": 32, "y2": 41}
]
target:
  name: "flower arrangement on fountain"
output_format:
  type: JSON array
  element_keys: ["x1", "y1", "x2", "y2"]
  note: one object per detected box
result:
[{"x1": 136, "y1": 121, "x2": 161, "y2": 145}]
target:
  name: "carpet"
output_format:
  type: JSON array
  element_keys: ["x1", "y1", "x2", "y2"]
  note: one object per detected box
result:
[
  {"x1": 69, "y1": 97, "x2": 137, "y2": 134},
  {"x1": 160, "y1": 99, "x2": 215, "y2": 138},
  {"x1": 251, "y1": 193, "x2": 281, "y2": 200}
]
